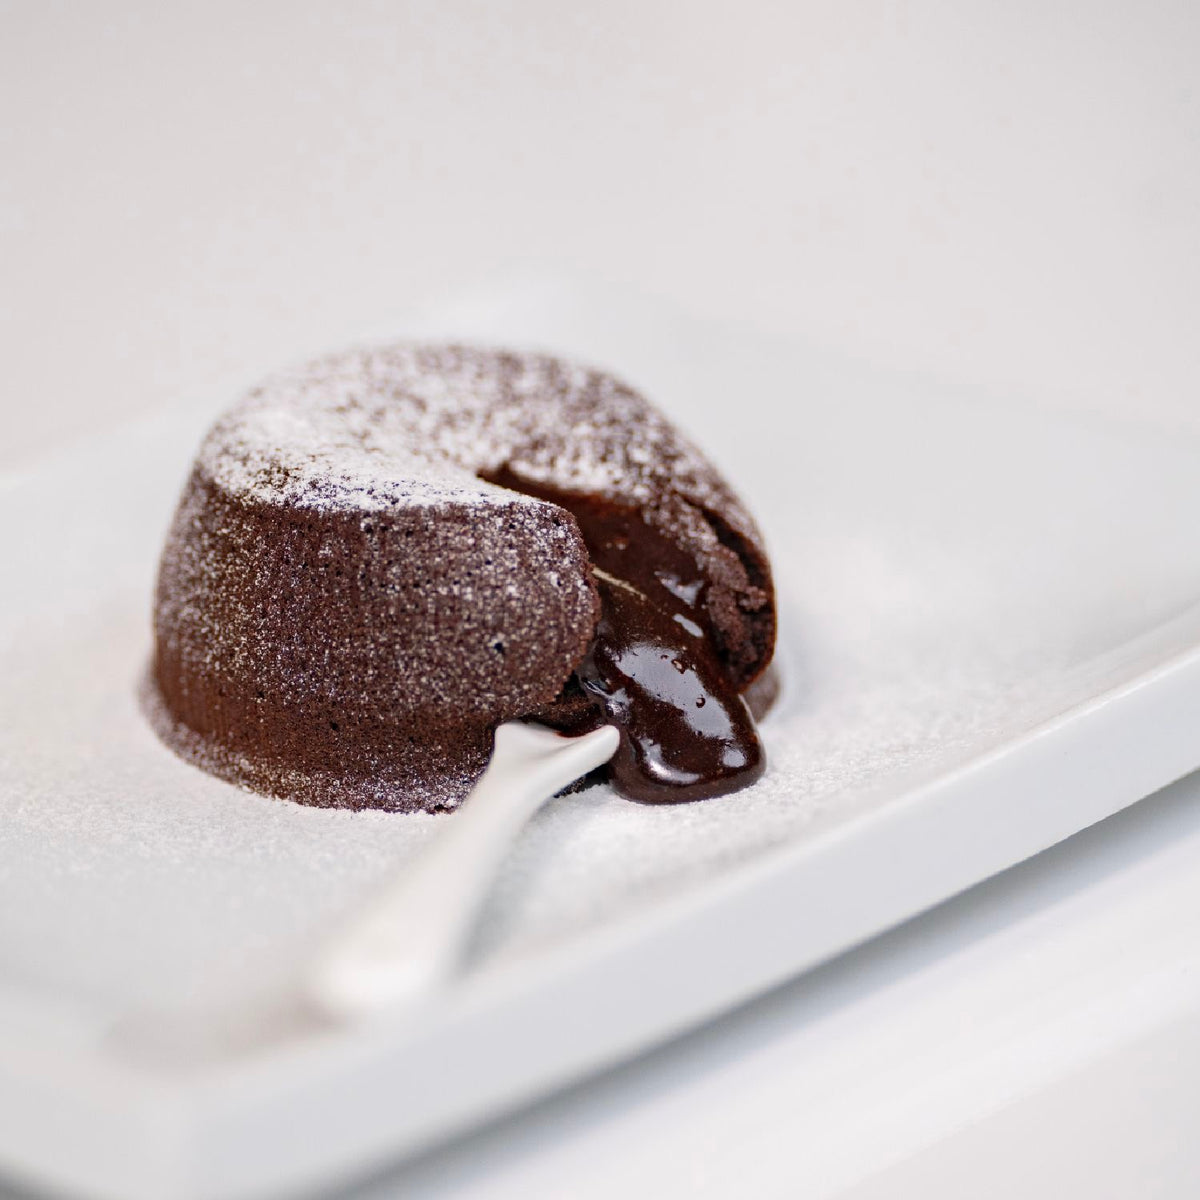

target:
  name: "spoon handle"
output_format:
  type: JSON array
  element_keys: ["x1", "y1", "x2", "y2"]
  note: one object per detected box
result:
[{"x1": 309, "y1": 722, "x2": 619, "y2": 1019}]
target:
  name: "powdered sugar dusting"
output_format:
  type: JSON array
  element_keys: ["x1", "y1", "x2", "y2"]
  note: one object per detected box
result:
[{"x1": 200, "y1": 343, "x2": 752, "y2": 525}]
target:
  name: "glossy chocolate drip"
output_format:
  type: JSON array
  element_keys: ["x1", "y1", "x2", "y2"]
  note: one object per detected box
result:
[
  {"x1": 484, "y1": 469, "x2": 767, "y2": 803},
  {"x1": 574, "y1": 573, "x2": 763, "y2": 802}
]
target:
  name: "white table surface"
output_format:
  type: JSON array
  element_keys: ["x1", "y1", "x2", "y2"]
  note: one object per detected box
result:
[{"x1": 5, "y1": 3, "x2": 1200, "y2": 1197}]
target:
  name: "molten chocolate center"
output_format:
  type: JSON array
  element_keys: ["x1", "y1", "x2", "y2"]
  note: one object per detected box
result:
[
  {"x1": 484, "y1": 469, "x2": 766, "y2": 804},
  {"x1": 574, "y1": 572, "x2": 764, "y2": 802}
]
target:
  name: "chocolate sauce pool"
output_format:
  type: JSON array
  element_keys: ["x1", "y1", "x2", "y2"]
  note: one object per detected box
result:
[{"x1": 485, "y1": 469, "x2": 767, "y2": 804}]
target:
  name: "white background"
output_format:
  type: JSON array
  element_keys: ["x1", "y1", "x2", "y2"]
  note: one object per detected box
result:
[
  {"x1": 5, "y1": 0, "x2": 1200, "y2": 467},
  {"x1": 5, "y1": 2, "x2": 1200, "y2": 1197}
]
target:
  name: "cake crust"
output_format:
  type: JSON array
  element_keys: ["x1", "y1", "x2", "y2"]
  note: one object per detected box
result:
[{"x1": 148, "y1": 344, "x2": 775, "y2": 811}]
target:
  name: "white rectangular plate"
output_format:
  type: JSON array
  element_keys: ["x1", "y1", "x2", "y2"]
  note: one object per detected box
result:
[{"x1": 5, "y1": 279, "x2": 1200, "y2": 1200}]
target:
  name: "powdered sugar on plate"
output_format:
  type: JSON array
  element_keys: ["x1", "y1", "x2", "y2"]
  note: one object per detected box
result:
[{"x1": 6, "y1": 289, "x2": 1200, "y2": 1045}]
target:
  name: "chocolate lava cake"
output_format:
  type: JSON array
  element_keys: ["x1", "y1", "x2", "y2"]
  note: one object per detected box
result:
[{"x1": 145, "y1": 344, "x2": 776, "y2": 811}]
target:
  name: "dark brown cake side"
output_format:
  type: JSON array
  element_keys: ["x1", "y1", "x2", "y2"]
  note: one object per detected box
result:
[
  {"x1": 148, "y1": 473, "x2": 598, "y2": 811},
  {"x1": 146, "y1": 344, "x2": 775, "y2": 811}
]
